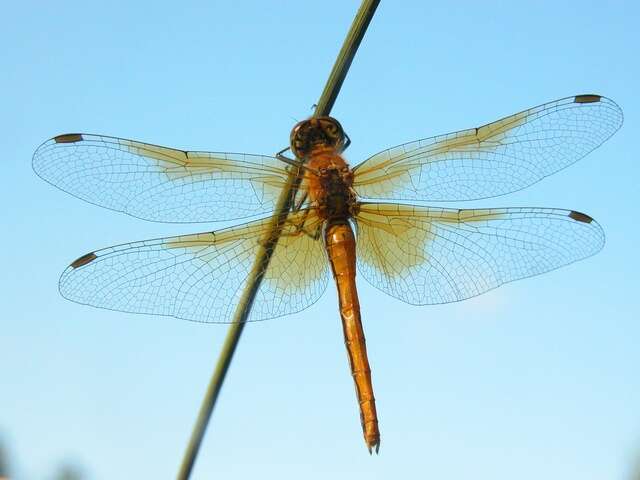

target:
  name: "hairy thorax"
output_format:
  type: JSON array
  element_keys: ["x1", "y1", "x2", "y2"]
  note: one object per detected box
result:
[{"x1": 305, "y1": 146, "x2": 357, "y2": 220}]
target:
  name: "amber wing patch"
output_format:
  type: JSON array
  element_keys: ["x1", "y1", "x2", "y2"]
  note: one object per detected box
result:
[
  {"x1": 354, "y1": 203, "x2": 604, "y2": 305},
  {"x1": 353, "y1": 95, "x2": 622, "y2": 202},
  {"x1": 33, "y1": 133, "x2": 298, "y2": 223},
  {"x1": 59, "y1": 209, "x2": 328, "y2": 323}
]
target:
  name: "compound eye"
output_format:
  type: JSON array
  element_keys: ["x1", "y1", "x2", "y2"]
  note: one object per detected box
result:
[
  {"x1": 322, "y1": 119, "x2": 339, "y2": 136},
  {"x1": 321, "y1": 117, "x2": 346, "y2": 151},
  {"x1": 323, "y1": 121, "x2": 338, "y2": 136},
  {"x1": 290, "y1": 121, "x2": 312, "y2": 158}
]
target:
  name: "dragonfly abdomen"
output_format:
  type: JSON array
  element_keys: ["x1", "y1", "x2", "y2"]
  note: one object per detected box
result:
[{"x1": 325, "y1": 219, "x2": 380, "y2": 453}]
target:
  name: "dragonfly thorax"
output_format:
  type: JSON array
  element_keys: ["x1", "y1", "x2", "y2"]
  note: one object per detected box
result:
[{"x1": 307, "y1": 152, "x2": 356, "y2": 220}]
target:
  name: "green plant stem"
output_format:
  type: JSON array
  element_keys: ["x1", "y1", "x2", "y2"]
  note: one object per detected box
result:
[{"x1": 177, "y1": 1, "x2": 380, "y2": 478}]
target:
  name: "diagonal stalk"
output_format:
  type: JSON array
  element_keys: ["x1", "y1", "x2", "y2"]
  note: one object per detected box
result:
[{"x1": 177, "y1": 1, "x2": 380, "y2": 478}]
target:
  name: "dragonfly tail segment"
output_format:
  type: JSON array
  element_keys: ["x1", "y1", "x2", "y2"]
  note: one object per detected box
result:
[{"x1": 325, "y1": 219, "x2": 381, "y2": 454}]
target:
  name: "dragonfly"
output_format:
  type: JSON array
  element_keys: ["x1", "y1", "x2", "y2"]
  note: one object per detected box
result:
[{"x1": 33, "y1": 94, "x2": 622, "y2": 453}]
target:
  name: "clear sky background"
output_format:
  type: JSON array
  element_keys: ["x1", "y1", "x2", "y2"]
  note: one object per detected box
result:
[{"x1": 1, "y1": 1, "x2": 639, "y2": 479}]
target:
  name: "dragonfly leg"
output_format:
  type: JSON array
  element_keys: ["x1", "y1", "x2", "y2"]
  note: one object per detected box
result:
[
  {"x1": 276, "y1": 146, "x2": 320, "y2": 176},
  {"x1": 290, "y1": 191, "x2": 308, "y2": 213},
  {"x1": 257, "y1": 207, "x2": 321, "y2": 249},
  {"x1": 282, "y1": 208, "x2": 322, "y2": 240},
  {"x1": 294, "y1": 222, "x2": 323, "y2": 241},
  {"x1": 305, "y1": 222, "x2": 323, "y2": 241},
  {"x1": 275, "y1": 146, "x2": 301, "y2": 167},
  {"x1": 342, "y1": 131, "x2": 351, "y2": 152}
]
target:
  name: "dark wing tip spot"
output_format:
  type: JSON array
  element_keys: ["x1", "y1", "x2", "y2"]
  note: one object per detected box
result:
[
  {"x1": 569, "y1": 211, "x2": 594, "y2": 223},
  {"x1": 574, "y1": 94, "x2": 602, "y2": 104},
  {"x1": 54, "y1": 134, "x2": 83, "y2": 144},
  {"x1": 70, "y1": 252, "x2": 97, "y2": 268}
]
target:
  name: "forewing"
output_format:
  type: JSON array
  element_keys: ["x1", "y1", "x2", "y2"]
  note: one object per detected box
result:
[
  {"x1": 354, "y1": 203, "x2": 604, "y2": 305},
  {"x1": 59, "y1": 209, "x2": 329, "y2": 323},
  {"x1": 353, "y1": 95, "x2": 622, "y2": 201},
  {"x1": 33, "y1": 134, "x2": 300, "y2": 223}
]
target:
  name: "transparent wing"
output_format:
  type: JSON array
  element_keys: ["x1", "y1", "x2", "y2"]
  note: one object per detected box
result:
[
  {"x1": 354, "y1": 203, "x2": 604, "y2": 305},
  {"x1": 33, "y1": 133, "x2": 302, "y2": 223},
  {"x1": 353, "y1": 95, "x2": 622, "y2": 202},
  {"x1": 59, "y1": 209, "x2": 329, "y2": 323}
]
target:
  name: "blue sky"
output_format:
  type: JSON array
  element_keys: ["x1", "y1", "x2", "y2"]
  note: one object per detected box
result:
[{"x1": 1, "y1": 1, "x2": 639, "y2": 479}]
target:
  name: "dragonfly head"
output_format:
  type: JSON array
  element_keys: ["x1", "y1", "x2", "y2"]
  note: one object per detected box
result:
[{"x1": 290, "y1": 116, "x2": 346, "y2": 158}]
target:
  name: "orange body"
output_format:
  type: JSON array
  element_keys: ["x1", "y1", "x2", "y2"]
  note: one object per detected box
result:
[{"x1": 306, "y1": 146, "x2": 380, "y2": 453}]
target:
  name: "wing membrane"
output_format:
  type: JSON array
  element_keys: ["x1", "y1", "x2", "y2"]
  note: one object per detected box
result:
[
  {"x1": 353, "y1": 95, "x2": 622, "y2": 202},
  {"x1": 354, "y1": 203, "x2": 604, "y2": 305},
  {"x1": 59, "y1": 209, "x2": 328, "y2": 323},
  {"x1": 33, "y1": 134, "x2": 300, "y2": 223}
]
